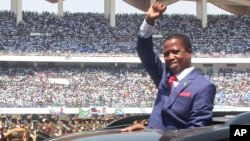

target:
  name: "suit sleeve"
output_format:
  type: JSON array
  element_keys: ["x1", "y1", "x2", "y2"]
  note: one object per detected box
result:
[
  {"x1": 136, "y1": 35, "x2": 164, "y2": 87},
  {"x1": 188, "y1": 83, "x2": 216, "y2": 127}
]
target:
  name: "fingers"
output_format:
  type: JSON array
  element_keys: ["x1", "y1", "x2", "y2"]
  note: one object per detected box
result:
[
  {"x1": 121, "y1": 126, "x2": 133, "y2": 132},
  {"x1": 121, "y1": 124, "x2": 136, "y2": 132},
  {"x1": 121, "y1": 124, "x2": 145, "y2": 132},
  {"x1": 158, "y1": 4, "x2": 167, "y2": 13},
  {"x1": 153, "y1": 2, "x2": 166, "y2": 13},
  {"x1": 145, "y1": 0, "x2": 166, "y2": 25}
]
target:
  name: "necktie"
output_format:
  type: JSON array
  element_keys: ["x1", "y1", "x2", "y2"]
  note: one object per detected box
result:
[{"x1": 167, "y1": 75, "x2": 177, "y2": 90}]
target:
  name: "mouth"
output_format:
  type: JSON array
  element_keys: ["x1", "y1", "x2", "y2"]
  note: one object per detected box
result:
[
  {"x1": 167, "y1": 62, "x2": 179, "y2": 73},
  {"x1": 169, "y1": 62, "x2": 178, "y2": 68}
]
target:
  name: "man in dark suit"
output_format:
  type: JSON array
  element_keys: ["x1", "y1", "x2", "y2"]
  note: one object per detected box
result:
[{"x1": 122, "y1": 1, "x2": 216, "y2": 131}]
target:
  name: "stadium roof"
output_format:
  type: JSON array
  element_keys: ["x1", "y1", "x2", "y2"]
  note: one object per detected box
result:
[
  {"x1": 46, "y1": 0, "x2": 250, "y2": 15},
  {"x1": 46, "y1": 0, "x2": 59, "y2": 4},
  {"x1": 123, "y1": 0, "x2": 250, "y2": 15}
]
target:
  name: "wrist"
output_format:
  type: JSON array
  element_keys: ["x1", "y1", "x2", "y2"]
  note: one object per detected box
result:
[{"x1": 145, "y1": 15, "x2": 155, "y2": 26}]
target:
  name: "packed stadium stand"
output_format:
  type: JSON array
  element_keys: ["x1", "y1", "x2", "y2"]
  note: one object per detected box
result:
[
  {"x1": 0, "y1": 10, "x2": 249, "y2": 107},
  {"x1": 0, "y1": 5, "x2": 249, "y2": 139},
  {"x1": 0, "y1": 65, "x2": 249, "y2": 108},
  {"x1": 0, "y1": 11, "x2": 249, "y2": 56}
]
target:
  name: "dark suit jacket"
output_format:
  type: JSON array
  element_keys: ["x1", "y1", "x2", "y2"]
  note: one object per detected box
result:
[{"x1": 137, "y1": 36, "x2": 216, "y2": 130}]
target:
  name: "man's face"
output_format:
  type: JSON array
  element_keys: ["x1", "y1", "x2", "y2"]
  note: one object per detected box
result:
[{"x1": 163, "y1": 38, "x2": 191, "y2": 74}]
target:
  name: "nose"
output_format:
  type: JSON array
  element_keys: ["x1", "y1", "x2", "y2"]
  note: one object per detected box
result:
[{"x1": 167, "y1": 52, "x2": 175, "y2": 60}]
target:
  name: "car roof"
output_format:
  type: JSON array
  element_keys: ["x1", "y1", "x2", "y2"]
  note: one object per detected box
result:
[
  {"x1": 45, "y1": 112, "x2": 250, "y2": 141},
  {"x1": 46, "y1": 125, "x2": 223, "y2": 141},
  {"x1": 46, "y1": 129, "x2": 162, "y2": 141}
]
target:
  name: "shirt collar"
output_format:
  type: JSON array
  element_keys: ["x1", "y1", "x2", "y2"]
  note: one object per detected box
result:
[{"x1": 175, "y1": 66, "x2": 195, "y2": 81}]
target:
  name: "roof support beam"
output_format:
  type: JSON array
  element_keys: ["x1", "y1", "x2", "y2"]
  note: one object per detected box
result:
[
  {"x1": 58, "y1": 0, "x2": 64, "y2": 16},
  {"x1": 104, "y1": 0, "x2": 116, "y2": 27},
  {"x1": 197, "y1": 0, "x2": 207, "y2": 28},
  {"x1": 11, "y1": 0, "x2": 22, "y2": 24},
  {"x1": 227, "y1": 0, "x2": 250, "y2": 6}
]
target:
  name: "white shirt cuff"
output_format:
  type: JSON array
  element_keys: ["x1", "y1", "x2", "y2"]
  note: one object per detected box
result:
[{"x1": 138, "y1": 19, "x2": 154, "y2": 38}]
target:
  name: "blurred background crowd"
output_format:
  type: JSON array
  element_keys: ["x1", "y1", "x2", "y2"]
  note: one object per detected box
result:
[
  {"x1": 0, "y1": 10, "x2": 249, "y2": 140},
  {"x1": 0, "y1": 11, "x2": 249, "y2": 57},
  {"x1": 0, "y1": 113, "x2": 138, "y2": 140},
  {"x1": 0, "y1": 66, "x2": 249, "y2": 108}
]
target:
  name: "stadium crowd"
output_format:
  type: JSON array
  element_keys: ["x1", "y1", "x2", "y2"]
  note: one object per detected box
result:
[
  {"x1": 0, "y1": 9, "x2": 249, "y2": 140},
  {"x1": 0, "y1": 66, "x2": 249, "y2": 108},
  {"x1": 0, "y1": 113, "x2": 140, "y2": 140},
  {"x1": 0, "y1": 11, "x2": 249, "y2": 57}
]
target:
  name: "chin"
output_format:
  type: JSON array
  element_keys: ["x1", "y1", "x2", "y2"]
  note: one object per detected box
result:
[{"x1": 169, "y1": 67, "x2": 178, "y2": 73}]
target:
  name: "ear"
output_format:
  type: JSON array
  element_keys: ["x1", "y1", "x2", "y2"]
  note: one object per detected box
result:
[
  {"x1": 189, "y1": 53, "x2": 192, "y2": 58},
  {"x1": 187, "y1": 50, "x2": 192, "y2": 58},
  {"x1": 187, "y1": 48, "x2": 192, "y2": 53}
]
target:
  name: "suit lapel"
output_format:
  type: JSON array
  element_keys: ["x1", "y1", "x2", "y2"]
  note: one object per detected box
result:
[{"x1": 163, "y1": 69, "x2": 199, "y2": 109}]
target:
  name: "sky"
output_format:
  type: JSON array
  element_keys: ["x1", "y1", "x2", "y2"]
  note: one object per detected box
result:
[{"x1": 0, "y1": 0, "x2": 231, "y2": 15}]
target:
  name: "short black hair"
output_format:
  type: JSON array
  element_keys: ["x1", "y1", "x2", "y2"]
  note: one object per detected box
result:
[{"x1": 164, "y1": 33, "x2": 192, "y2": 53}]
